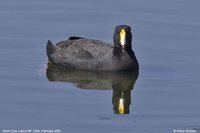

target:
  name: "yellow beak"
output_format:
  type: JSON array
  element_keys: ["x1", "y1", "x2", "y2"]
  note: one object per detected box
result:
[
  {"x1": 120, "y1": 29, "x2": 126, "y2": 47},
  {"x1": 118, "y1": 98, "x2": 125, "y2": 114}
]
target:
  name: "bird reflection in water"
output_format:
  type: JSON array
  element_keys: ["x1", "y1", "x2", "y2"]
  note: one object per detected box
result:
[{"x1": 46, "y1": 63, "x2": 139, "y2": 114}]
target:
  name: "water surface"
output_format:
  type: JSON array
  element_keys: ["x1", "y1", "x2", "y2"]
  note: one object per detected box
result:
[{"x1": 0, "y1": 0, "x2": 200, "y2": 133}]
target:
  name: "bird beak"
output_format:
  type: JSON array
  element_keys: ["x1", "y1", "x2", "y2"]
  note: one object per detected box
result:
[
  {"x1": 118, "y1": 97, "x2": 125, "y2": 114},
  {"x1": 120, "y1": 29, "x2": 126, "y2": 49}
]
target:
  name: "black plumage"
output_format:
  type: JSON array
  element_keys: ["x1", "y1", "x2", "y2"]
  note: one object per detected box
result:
[{"x1": 46, "y1": 25, "x2": 139, "y2": 71}]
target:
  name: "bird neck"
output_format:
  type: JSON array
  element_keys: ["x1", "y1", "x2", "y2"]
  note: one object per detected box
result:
[
  {"x1": 113, "y1": 43, "x2": 123, "y2": 59},
  {"x1": 113, "y1": 41, "x2": 132, "y2": 53}
]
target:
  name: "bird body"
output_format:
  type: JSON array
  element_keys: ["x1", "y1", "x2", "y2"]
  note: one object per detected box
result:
[{"x1": 46, "y1": 25, "x2": 139, "y2": 71}]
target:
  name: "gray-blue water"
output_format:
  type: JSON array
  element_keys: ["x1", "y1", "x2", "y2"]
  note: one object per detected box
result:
[{"x1": 0, "y1": 0, "x2": 200, "y2": 133}]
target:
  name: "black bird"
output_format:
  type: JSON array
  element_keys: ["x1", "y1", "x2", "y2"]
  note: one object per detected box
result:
[{"x1": 46, "y1": 25, "x2": 139, "y2": 71}]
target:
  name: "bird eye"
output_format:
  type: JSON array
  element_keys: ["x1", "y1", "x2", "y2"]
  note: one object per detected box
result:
[
  {"x1": 125, "y1": 26, "x2": 131, "y2": 32},
  {"x1": 114, "y1": 28, "x2": 121, "y2": 33}
]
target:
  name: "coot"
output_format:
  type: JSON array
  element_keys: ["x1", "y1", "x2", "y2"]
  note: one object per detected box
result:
[{"x1": 46, "y1": 25, "x2": 139, "y2": 71}]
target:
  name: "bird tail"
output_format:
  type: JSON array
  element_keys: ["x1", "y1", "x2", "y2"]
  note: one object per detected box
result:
[{"x1": 46, "y1": 40, "x2": 57, "y2": 61}]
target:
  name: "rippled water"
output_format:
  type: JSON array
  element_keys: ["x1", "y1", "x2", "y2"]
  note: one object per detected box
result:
[{"x1": 0, "y1": 0, "x2": 200, "y2": 133}]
